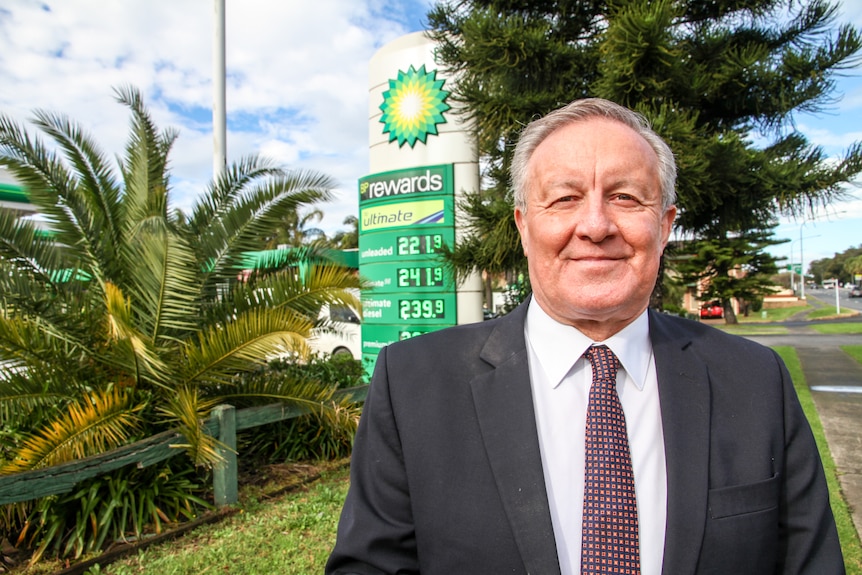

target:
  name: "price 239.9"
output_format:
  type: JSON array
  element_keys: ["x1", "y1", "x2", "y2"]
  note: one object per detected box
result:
[{"x1": 399, "y1": 299, "x2": 445, "y2": 320}]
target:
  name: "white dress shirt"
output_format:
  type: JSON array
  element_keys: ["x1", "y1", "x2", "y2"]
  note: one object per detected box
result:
[{"x1": 524, "y1": 301, "x2": 667, "y2": 575}]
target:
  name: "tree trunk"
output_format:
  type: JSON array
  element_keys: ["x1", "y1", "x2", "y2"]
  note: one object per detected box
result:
[{"x1": 723, "y1": 301, "x2": 739, "y2": 325}]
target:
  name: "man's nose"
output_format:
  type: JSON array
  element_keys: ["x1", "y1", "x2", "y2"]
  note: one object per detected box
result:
[{"x1": 574, "y1": 195, "x2": 616, "y2": 241}]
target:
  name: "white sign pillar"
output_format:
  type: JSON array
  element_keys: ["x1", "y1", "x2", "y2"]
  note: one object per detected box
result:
[{"x1": 359, "y1": 32, "x2": 483, "y2": 371}]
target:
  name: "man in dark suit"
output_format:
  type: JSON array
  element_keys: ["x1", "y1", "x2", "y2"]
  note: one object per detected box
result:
[{"x1": 326, "y1": 98, "x2": 843, "y2": 574}]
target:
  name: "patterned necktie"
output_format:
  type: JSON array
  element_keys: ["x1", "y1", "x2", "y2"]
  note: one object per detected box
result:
[{"x1": 581, "y1": 345, "x2": 640, "y2": 574}]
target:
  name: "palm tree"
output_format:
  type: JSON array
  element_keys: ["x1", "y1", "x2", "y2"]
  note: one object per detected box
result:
[
  {"x1": 0, "y1": 86, "x2": 361, "y2": 472},
  {"x1": 330, "y1": 215, "x2": 359, "y2": 250},
  {"x1": 261, "y1": 207, "x2": 327, "y2": 248}
]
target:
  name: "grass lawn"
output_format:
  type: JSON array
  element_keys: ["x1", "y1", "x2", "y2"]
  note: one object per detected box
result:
[
  {"x1": 774, "y1": 346, "x2": 862, "y2": 573},
  {"x1": 742, "y1": 304, "x2": 809, "y2": 323},
  {"x1": 843, "y1": 346, "x2": 862, "y2": 362},
  {"x1": 814, "y1": 322, "x2": 862, "y2": 334},
  {"x1": 104, "y1": 463, "x2": 350, "y2": 575},
  {"x1": 717, "y1": 323, "x2": 790, "y2": 335},
  {"x1": 808, "y1": 307, "x2": 862, "y2": 320}
]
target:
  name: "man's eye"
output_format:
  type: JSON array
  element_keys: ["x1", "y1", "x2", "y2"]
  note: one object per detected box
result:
[{"x1": 615, "y1": 193, "x2": 640, "y2": 204}]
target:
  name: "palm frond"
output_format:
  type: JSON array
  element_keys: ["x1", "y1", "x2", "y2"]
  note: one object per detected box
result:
[
  {"x1": 101, "y1": 281, "x2": 169, "y2": 385},
  {"x1": 262, "y1": 263, "x2": 362, "y2": 317},
  {"x1": 0, "y1": 113, "x2": 72, "y2": 212},
  {"x1": 195, "y1": 167, "x2": 337, "y2": 288},
  {"x1": 0, "y1": 310, "x2": 94, "y2": 383},
  {"x1": 225, "y1": 373, "x2": 359, "y2": 438},
  {"x1": 185, "y1": 155, "x2": 284, "y2": 235},
  {"x1": 179, "y1": 307, "x2": 315, "y2": 388},
  {"x1": 120, "y1": 219, "x2": 200, "y2": 342},
  {"x1": 114, "y1": 86, "x2": 178, "y2": 231},
  {"x1": 221, "y1": 370, "x2": 335, "y2": 409},
  {"x1": 0, "y1": 113, "x2": 112, "y2": 286},
  {"x1": 30, "y1": 108, "x2": 123, "y2": 258},
  {"x1": 155, "y1": 385, "x2": 220, "y2": 466},
  {"x1": 0, "y1": 211, "x2": 72, "y2": 288},
  {"x1": 0, "y1": 371, "x2": 74, "y2": 427},
  {"x1": 0, "y1": 387, "x2": 145, "y2": 474}
]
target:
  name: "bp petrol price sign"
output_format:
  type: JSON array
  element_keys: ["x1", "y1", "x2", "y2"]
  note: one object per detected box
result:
[{"x1": 358, "y1": 164, "x2": 456, "y2": 368}]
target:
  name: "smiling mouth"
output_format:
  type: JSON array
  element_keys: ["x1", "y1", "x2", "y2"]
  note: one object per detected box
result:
[{"x1": 573, "y1": 256, "x2": 623, "y2": 263}]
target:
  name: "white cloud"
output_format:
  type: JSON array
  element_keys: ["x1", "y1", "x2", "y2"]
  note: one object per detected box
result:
[{"x1": 0, "y1": 0, "x2": 426, "y2": 234}]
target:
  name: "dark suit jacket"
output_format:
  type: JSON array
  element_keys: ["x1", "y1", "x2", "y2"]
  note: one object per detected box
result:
[{"x1": 326, "y1": 302, "x2": 844, "y2": 574}]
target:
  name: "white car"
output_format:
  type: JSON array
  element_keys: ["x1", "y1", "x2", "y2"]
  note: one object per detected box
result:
[{"x1": 307, "y1": 303, "x2": 362, "y2": 360}]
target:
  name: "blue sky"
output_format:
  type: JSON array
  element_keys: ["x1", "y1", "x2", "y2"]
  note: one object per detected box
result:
[{"x1": 0, "y1": 0, "x2": 860, "y2": 270}]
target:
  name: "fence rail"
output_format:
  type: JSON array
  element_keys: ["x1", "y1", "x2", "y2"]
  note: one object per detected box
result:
[{"x1": 0, "y1": 385, "x2": 368, "y2": 507}]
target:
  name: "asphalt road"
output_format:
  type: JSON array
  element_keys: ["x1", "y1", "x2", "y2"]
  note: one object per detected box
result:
[{"x1": 805, "y1": 286, "x2": 862, "y2": 313}]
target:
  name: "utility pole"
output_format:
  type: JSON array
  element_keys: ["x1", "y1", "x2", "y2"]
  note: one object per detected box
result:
[{"x1": 213, "y1": 0, "x2": 227, "y2": 181}]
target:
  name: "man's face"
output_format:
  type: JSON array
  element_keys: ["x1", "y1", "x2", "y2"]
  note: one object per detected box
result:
[{"x1": 514, "y1": 117, "x2": 676, "y2": 337}]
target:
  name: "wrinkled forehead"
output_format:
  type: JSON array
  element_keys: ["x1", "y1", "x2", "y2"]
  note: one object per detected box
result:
[{"x1": 524, "y1": 119, "x2": 661, "y2": 190}]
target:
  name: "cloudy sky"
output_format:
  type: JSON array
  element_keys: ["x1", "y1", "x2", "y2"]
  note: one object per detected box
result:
[{"x1": 1, "y1": 0, "x2": 861, "y2": 269}]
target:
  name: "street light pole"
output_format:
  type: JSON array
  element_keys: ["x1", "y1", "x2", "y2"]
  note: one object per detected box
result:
[
  {"x1": 790, "y1": 241, "x2": 795, "y2": 293},
  {"x1": 797, "y1": 210, "x2": 846, "y2": 297},
  {"x1": 787, "y1": 233, "x2": 820, "y2": 298},
  {"x1": 836, "y1": 279, "x2": 841, "y2": 314},
  {"x1": 800, "y1": 225, "x2": 805, "y2": 299},
  {"x1": 213, "y1": 0, "x2": 227, "y2": 181}
]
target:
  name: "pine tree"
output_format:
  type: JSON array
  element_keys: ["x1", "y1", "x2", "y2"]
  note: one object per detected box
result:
[{"x1": 428, "y1": 0, "x2": 862, "y2": 312}]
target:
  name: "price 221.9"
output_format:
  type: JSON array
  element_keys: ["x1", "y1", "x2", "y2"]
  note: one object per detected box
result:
[
  {"x1": 397, "y1": 234, "x2": 444, "y2": 255},
  {"x1": 397, "y1": 266, "x2": 444, "y2": 288},
  {"x1": 399, "y1": 299, "x2": 445, "y2": 320}
]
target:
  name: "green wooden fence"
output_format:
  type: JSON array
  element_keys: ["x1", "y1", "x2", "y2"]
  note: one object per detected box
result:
[{"x1": 0, "y1": 386, "x2": 368, "y2": 508}]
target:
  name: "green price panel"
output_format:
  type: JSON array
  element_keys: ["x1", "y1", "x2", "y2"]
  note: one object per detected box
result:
[
  {"x1": 358, "y1": 165, "x2": 459, "y2": 380},
  {"x1": 359, "y1": 227, "x2": 454, "y2": 265},
  {"x1": 362, "y1": 261, "x2": 452, "y2": 292},
  {"x1": 360, "y1": 323, "x2": 449, "y2": 379},
  {"x1": 362, "y1": 293, "x2": 457, "y2": 326},
  {"x1": 361, "y1": 324, "x2": 438, "y2": 357}
]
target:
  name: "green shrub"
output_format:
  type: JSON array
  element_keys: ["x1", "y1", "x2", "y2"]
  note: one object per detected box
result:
[
  {"x1": 237, "y1": 353, "x2": 364, "y2": 463},
  {"x1": 15, "y1": 461, "x2": 210, "y2": 564},
  {"x1": 265, "y1": 352, "x2": 366, "y2": 390}
]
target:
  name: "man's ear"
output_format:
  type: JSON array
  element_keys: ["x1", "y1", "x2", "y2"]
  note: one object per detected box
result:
[
  {"x1": 514, "y1": 207, "x2": 529, "y2": 257},
  {"x1": 660, "y1": 205, "x2": 677, "y2": 247}
]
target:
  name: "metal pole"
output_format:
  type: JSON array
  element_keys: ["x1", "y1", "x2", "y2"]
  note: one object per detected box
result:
[
  {"x1": 790, "y1": 242, "x2": 795, "y2": 294},
  {"x1": 836, "y1": 279, "x2": 841, "y2": 314},
  {"x1": 213, "y1": 0, "x2": 227, "y2": 181},
  {"x1": 800, "y1": 224, "x2": 805, "y2": 300}
]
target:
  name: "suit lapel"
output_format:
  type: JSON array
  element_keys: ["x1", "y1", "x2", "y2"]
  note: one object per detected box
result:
[
  {"x1": 470, "y1": 303, "x2": 561, "y2": 575},
  {"x1": 649, "y1": 311, "x2": 711, "y2": 575}
]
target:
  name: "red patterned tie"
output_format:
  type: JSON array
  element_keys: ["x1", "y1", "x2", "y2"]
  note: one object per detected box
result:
[{"x1": 581, "y1": 345, "x2": 640, "y2": 574}]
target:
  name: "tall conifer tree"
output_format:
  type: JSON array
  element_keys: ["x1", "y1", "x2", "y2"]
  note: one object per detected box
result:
[{"x1": 428, "y1": 0, "x2": 862, "y2": 316}]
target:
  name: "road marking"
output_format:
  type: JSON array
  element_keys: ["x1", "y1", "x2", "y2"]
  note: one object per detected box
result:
[{"x1": 811, "y1": 386, "x2": 862, "y2": 393}]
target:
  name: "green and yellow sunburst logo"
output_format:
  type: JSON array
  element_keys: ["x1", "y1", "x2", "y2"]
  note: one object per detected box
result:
[{"x1": 379, "y1": 64, "x2": 451, "y2": 148}]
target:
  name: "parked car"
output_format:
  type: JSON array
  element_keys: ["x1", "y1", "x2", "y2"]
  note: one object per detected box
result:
[
  {"x1": 850, "y1": 285, "x2": 862, "y2": 298},
  {"x1": 700, "y1": 301, "x2": 723, "y2": 319},
  {"x1": 268, "y1": 301, "x2": 362, "y2": 362},
  {"x1": 308, "y1": 303, "x2": 362, "y2": 359}
]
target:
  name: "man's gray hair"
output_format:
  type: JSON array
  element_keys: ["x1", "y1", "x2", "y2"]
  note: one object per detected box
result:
[{"x1": 510, "y1": 98, "x2": 677, "y2": 212}]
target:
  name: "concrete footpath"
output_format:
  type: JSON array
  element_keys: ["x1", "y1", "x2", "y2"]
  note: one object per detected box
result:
[{"x1": 746, "y1": 328, "x2": 862, "y2": 538}]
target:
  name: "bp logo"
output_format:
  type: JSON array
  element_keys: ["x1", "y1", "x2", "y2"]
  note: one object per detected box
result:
[{"x1": 379, "y1": 64, "x2": 451, "y2": 148}]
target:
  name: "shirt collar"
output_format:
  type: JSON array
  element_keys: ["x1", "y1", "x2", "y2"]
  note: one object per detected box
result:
[{"x1": 525, "y1": 300, "x2": 652, "y2": 391}]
